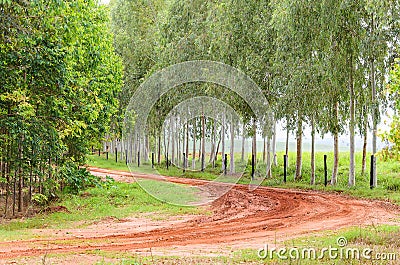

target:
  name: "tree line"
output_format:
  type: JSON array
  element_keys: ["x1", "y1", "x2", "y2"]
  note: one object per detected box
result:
[
  {"x1": 109, "y1": 0, "x2": 400, "y2": 187},
  {"x1": 0, "y1": 0, "x2": 122, "y2": 216}
]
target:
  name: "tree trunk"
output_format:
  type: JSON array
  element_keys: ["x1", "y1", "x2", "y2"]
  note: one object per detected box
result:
[
  {"x1": 145, "y1": 134, "x2": 149, "y2": 162},
  {"x1": 285, "y1": 120, "x2": 289, "y2": 156},
  {"x1": 221, "y1": 113, "x2": 225, "y2": 171},
  {"x1": 177, "y1": 121, "x2": 181, "y2": 165},
  {"x1": 349, "y1": 55, "x2": 356, "y2": 187},
  {"x1": 192, "y1": 119, "x2": 196, "y2": 169},
  {"x1": 241, "y1": 123, "x2": 245, "y2": 162},
  {"x1": 230, "y1": 120, "x2": 235, "y2": 174},
  {"x1": 310, "y1": 117, "x2": 316, "y2": 185},
  {"x1": 295, "y1": 119, "x2": 302, "y2": 180},
  {"x1": 209, "y1": 119, "x2": 216, "y2": 165},
  {"x1": 272, "y1": 121, "x2": 277, "y2": 166},
  {"x1": 361, "y1": 117, "x2": 368, "y2": 175},
  {"x1": 266, "y1": 136, "x2": 271, "y2": 178},
  {"x1": 252, "y1": 118, "x2": 257, "y2": 168},
  {"x1": 331, "y1": 133, "x2": 339, "y2": 185},
  {"x1": 262, "y1": 136, "x2": 266, "y2": 163},
  {"x1": 201, "y1": 114, "x2": 205, "y2": 171},
  {"x1": 158, "y1": 132, "x2": 161, "y2": 164},
  {"x1": 18, "y1": 147, "x2": 23, "y2": 213},
  {"x1": 215, "y1": 132, "x2": 221, "y2": 162},
  {"x1": 186, "y1": 122, "x2": 189, "y2": 169},
  {"x1": 371, "y1": 50, "x2": 377, "y2": 187},
  {"x1": 171, "y1": 116, "x2": 175, "y2": 164},
  {"x1": 331, "y1": 101, "x2": 339, "y2": 185}
]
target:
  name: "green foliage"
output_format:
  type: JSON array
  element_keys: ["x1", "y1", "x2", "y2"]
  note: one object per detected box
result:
[
  {"x1": 0, "y1": 0, "x2": 123, "y2": 215},
  {"x1": 59, "y1": 162, "x2": 102, "y2": 194},
  {"x1": 380, "y1": 60, "x2": 400, "y2": 160},
  {"x1": 31, "y1": 194, "x2": 48, "y2": 207}
]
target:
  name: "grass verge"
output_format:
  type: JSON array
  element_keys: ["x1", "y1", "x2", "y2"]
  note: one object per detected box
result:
[
  {"x1": 87, "y1": 152, "x2": 400, "y2": 204},
  {"x1": 0, "y1": 180, "x2": 201, "y2": 241}
]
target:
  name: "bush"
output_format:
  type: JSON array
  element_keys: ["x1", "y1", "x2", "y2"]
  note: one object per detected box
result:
[
  {"x1": 59, "y1": 162, "x2": 102, "y2": 194},
  {"x1": 32, "y1": 193, "x2": 48, "y2": 207}
]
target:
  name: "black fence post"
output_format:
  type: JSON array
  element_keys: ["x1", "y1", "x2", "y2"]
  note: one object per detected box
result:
[
  {"x1": 166, "y1": 153, "x2": 169, "y2": 170},
  {"x1": 151, "y1": 153, "x2": 154, "y2": 168},
  {"x1": 137, "y1": 151, "x2": 140, "y2": 167},
  {"x1": 115, "y1": 147, "x2": 118, "y2": 163},
  {"x1": 106, "y1": 152, "x2": 109, "y2": 160},
  {"x1": 283, "y1": 154, "x2": 287, "y2": 183},
  {"x1": 98, "y1": 148, "x2": 101, "y2": 156},
  {"x1": 370, "y1": 155, "x2": 374, "y2": 189},
  {"x1": 224, "y1": 154, "x2": 227, "y2": 175},
  {"x1": 125, "y1": 149, "x2": 128, "y2": 165},
  {"x1": 324, "y1": 155, "x2": 327, "y2": 187},
  {"x1": 251, "y1": 154, "x2": 255, "y2": 180}
]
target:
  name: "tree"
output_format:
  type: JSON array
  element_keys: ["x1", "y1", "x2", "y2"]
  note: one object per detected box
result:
[{"x1": 0, "y1": 0, "x2": 122, "y2": 215}]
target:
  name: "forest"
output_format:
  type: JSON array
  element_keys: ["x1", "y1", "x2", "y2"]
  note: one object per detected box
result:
[{"x1": 1, "y1": 0, "x2": 400, "y2": 216}]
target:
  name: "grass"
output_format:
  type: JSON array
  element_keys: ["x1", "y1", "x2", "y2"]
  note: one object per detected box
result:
[
  {"x1": 30, "y1": 224, "x2": 397, "y2": 265},
  {"x1": 87, "y1": 151, "x2": 400, "y2": 204},
  {"x1": 0, "y1": 180, "x2": 202, "y2": 241},
  {"x1": 257, "y1": 224, "x2": 400, "y2": 264},
  {"x1": 259, "y1": 151, "x2": 400, "y2": 204}
]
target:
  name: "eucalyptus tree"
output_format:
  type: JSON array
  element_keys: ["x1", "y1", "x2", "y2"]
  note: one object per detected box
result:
[
  {"x1": 110, "y1": 0, "x2": 164, "y2": 161},
  {"x1": 318, "y1": 0, "x2": 395, "y2": 186},
  {"x1": 271, "y1": 0, "x2": 324, "y2": 181},
  {"x1": 214, "y1": 0, "x2": 273, "y2": 172},
  {"x1": 360, "y1": 0, "x2": 398, "y2": 185}
]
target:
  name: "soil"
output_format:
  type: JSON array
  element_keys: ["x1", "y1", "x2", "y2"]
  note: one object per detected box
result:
[{"x1": 0, "y1": 167, "x2": 398, "y2": 263}]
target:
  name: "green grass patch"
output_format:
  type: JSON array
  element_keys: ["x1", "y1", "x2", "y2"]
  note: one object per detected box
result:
[
  {"x1": 87, "y1": 152, "x2": 400, "y2": 204},
  {"x1": 0, "y1": 181, "x2": 201, "y2": 241}
]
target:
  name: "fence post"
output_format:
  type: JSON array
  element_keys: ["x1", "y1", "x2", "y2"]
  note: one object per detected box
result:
[
  {"x1": 137, "y1": 151, "x2": 140, "y2": 167},
  {"x1": 224, "y1": 154, "x2": 227, "y2": 175},
  {"x1": 115, "y1": 147, "x2": 118, "y2": 163},
  {"x1": 151, "y1": 153, "x2": 154, "y2": 168},
  {"x1": 251, "y1": 154, "x2": 255, "y2": 180},
  {"x1": 370, "y1": 155, "x2": 374, "y2": 189},
  {"x1": 201, "y1": 153, "x2": 205, "y2": 172}
]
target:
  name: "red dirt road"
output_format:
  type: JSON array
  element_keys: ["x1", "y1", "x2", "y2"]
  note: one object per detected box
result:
[{"x1": 0, "y1": 167, "x2": 398, "y2": 261}]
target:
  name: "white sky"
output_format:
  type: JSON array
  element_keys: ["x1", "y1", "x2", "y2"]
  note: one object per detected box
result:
[{"x1": 99, "y1": 0, "x2": 110, "y2": 4}]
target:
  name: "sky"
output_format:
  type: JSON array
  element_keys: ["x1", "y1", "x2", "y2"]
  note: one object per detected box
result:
[{"x1": 100, "y1": 0, "x2": 110, "y2": 4}]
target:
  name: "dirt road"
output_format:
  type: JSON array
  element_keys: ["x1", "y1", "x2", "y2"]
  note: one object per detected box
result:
[{"x1": 0, "y1": 167, "x2": 398, "y2": 262}]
